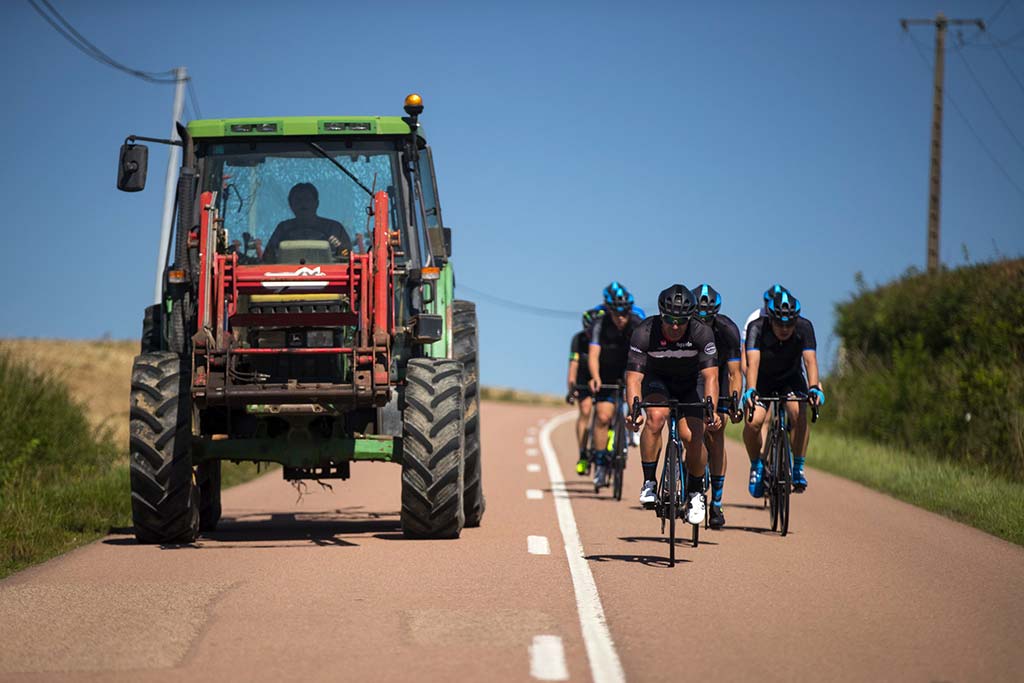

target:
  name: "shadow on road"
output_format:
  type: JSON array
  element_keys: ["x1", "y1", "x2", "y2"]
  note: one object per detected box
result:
[
  {"x1": 619, "y1": 535, "x2": 718, "y2": 547},
  {"x1": 585, "y1": 553, "x2": 689, "y2": 567},
  {"x1": 724, "y1": 525, "x2": 775, "y2": 535},
  {"x1": 103, "y1": 507, "x2": 401, "y2": 549}
]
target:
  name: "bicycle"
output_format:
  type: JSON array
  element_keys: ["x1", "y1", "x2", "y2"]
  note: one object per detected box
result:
[
  {"x1": 572, "y1": 383, "x2": 628, "y2": 500},
  {"x1": 631, "y1": 395, "x2": 714, "y2": 567},
  {"x1": 701, "y1": 392, "x2": 740, "y2": 529},
  {"x1": 746, "y1": 393, "x2": 819, "y2": 536}
]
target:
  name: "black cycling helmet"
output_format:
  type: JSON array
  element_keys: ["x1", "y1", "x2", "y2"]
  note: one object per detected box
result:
[
  {"x1": 602, "y1": 281, "x2": 634, "y2": 313},
  {"x1": 658, "y1": 284, "x2": 697, "y2": 319},
  {"x1": 582, "y1": 307, "x2": 604, "y2": 328},
  {"x1": 692, "y1": 283, "x2": 722, "y2": 321},
  {"x1": 763, "y1": 283, "x2": 789, "y2": 304},
  {"x1": 767, "y1": 289, "x2": 801, "y2": 324}
]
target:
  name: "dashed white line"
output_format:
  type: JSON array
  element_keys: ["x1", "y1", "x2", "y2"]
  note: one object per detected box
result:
[
  {"x1": 526, "y1": 489, "x2": 544, "y2": 500},
  {"x1": 530, "y1": 635, "x2": 569, "y2": 680},
  {"x1": 527, "y1": 463, "x2": 542, "y2": 473},
  {"x1": 528, "y1": 426, "x2": 539, "y2": 435},
  {"x1": 525, "y1": 435, "x2": 538, "y2": 445},
  {"x1": 526, "y1": 447, "x2": 540, "y2": 457},
  {"x1": 527, "y1": 535, "x2": 551, "y2": 555},
  {"x1": 540, "y1": 412, "x2": 626, "y2": 683}
]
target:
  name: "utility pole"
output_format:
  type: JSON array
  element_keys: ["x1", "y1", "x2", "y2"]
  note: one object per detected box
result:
[
  {"x1": 154, "y1": 66, "x2": 188, "y2": 304},
  {"x1": 900, "y1": 14, "x2": 984, "y2": 274}
]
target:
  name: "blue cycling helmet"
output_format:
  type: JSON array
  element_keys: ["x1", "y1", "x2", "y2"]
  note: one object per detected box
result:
[
  {"x1": 767, "y1": 289, "x2": 801, "y2": 324},
  {"x1": 692, "y1": 283, "x2": 722, "y2": 321},
  {"x1": 602, "y1": 281, "x2": 634, "y2": 313},
  {"x1": 763, "y1": 283, "x2": 789, "y2": 304},
  {"x1": 582, "y1": 307, "x2": 604, "y2": 328}
]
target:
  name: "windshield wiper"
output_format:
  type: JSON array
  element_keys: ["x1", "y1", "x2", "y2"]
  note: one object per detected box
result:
[{"x1": 307, "y1": 142, "x2": 373, "y2": 197}]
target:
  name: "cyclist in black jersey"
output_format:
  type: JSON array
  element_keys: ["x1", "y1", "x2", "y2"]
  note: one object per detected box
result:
[
  {"x1": 741, "y1": 289, "x2": 824, "y2": 495},
  {"x1": 692, "y1": 284, "x2": 743, "y2": 529},
  {"x1": 626, "y1": 285, "x2": 721, "y2": 525},
  {"x1": 587, "y1": 283, "x2": 644, "y2": 488},
  {"x1": 568, "y1": 308, "x2": 604, "y2": 475}
]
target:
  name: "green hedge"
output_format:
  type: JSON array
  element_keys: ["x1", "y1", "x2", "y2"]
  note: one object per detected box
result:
[{"x1": 830, "y1": 259, "x2": 1024, "y2": 480}]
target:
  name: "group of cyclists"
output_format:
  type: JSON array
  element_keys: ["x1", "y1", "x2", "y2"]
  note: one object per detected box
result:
[{"x1": 566, "y1": 281, "x2": 823, "y2": 530}]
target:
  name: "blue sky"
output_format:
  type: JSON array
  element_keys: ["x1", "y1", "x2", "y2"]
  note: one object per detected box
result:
[{"x1": 2, "y1": 0, "x2": 1022, "y2": 394}]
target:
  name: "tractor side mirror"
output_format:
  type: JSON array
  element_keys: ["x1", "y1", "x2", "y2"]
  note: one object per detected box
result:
[
  {"x1": 117, "y1": 143, "x2": 148, "y2": 192},
  {"x1": 442, "y1": 227, "x2": 452, "y2": 257}
]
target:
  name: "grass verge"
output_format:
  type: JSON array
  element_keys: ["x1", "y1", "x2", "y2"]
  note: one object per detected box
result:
[
  {"x1": 726, "y1": 421, "x2": 1024, "y2": 546},
  {"x1": 0, "y1": 351, "x2": 268, "y2": 580}
]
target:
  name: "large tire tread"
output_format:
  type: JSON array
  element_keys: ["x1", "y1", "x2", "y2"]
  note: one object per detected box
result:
[
  {"x1": 401, "y1": 359, "x2": 466, "y2": 539},
  {"x1": 129, "y1": 351, "x2": 199, "y2": 544},
  {"x1": 454, "y1": 300, "x2": 485, "y2": 527}
]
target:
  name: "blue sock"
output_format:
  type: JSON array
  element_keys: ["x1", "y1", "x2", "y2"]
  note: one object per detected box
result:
[
  {"x1": 711, "y1": 475, "x2": 725, "y2": 508},
  {"x1": 793, "y1": 456, "x2": 805, "y2": 472},
  {"x1": 642, "y1": 460, "x2": 658, "y2": 483}
]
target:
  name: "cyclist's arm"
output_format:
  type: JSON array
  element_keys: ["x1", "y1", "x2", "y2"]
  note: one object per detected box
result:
[
  {"x1": 567, "y1": 358, "x2": 579, "y2": 392},
  {"x1": 728, "y1": 360, "x2": 742, "y2": 400},
  {"x1": 745, "y1": 350, "x2": 760, "y2": 391},
  {"x1": 702, "y1": 366, "x2": 719, "y2": 407},
  {"x1": 625, "y1": 370, "x2": 643, "y2": 412},
  {"x1": 587, "y1": 345, "x2": 601, "y2": 386},
  {"x1": 802, "y1": 349, "x2": 819, "y2": 389}
]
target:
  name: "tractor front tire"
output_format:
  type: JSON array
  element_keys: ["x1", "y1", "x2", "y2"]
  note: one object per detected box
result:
[
  {"x1": 197, "y1": 460, "x2": 222, "y2": 532},
  {"x1": 401, "y1": 358, "x2": 466, "y2": 539},
  {"x1": 453, "y1": 300, "x2": 485, "y2": 527},
  {"x1": 129, "y1": 351, "x2": 199, "y2": 544}
]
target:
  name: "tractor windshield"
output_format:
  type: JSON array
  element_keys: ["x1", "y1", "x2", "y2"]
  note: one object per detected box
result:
[{"x1": 199, "y1": 140, "x2": 405, "y2": 265}]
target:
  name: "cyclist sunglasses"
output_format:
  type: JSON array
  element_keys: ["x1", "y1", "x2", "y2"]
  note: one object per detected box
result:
[{"x1": 662, "y1": 313, "x2": 691, "y2": 325}]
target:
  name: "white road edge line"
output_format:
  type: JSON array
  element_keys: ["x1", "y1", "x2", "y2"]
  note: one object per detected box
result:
[
  {"x1": 527, "y1": 448, "x2": 540, "y2": 457},
  {"x1": 530, "y1": 634, "x2": 569, "y2": 681},
  {"x1": 527, "y1": 489, "x2": 544, "y2": 500},
  {"x1": 528, "y1": 535, "x2": 551, "y2": 555},
  {"x1": 540, "y1": 411, "x2": 626, "y2": 683}
]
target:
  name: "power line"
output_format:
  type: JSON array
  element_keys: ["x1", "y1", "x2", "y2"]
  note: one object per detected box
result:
[
  {"x1": 27, "y1": 0, "x2": 181, "y2": 83},
  {"x1": 908, "y1": 34, "x2": 1024, "y2": 200},
  {"x1": 989, "y1": 0, "x2": 1013, "y2": 26},
  {"x1": 457, "y1": 285, "x2": 581, "y2": 319},
  {"x1": 187, "y1": 79, "x2": 203, "y2": 119},
  {"x1": 954, "y1": 43, "x2": 1024, "y2": 154},
  {"x1": 984, "y1": 29, "x2": 1024, "y2": 96}
]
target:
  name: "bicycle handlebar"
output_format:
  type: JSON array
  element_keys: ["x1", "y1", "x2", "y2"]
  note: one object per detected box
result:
[
  {"x1": 630, "y1": 396, "x2": 715, "y2": 426},
  {"x1": 744, "y1": 393, "x2": 820, "y2": 423}
]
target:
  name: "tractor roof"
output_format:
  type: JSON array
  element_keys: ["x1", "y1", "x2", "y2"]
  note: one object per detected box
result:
[{"x1": 187, "y1": 116, "x2": 422, "y2": 139}]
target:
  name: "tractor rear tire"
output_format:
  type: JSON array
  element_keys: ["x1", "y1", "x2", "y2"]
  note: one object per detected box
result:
[
  {"x1": 197, "y1": 460, "x2": 222, "y2": 532},
  {"x1": 401, "y1": 358, "x2": 466, "y2": 539},
  {"x1": 454, "y1": 300, "x2": 485, "y2": 527},
  {"x1": 129, "y1": 351, "x2": 199, "y2": 544}
]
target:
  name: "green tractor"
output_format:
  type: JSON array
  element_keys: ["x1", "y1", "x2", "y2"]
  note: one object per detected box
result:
[{"x1": 117, "y1": 94, "x2": 483, "y2": 542}]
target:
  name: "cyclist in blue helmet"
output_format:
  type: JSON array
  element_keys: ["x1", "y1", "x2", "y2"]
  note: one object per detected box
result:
[
  {"x1": 567, "y1": 308, "x2": 604, "y2": 475},
  {"x1": 692, "y1": 283, "x2": 743, "y2": 529},
  {"x1": 587, "y1": 282, "x2": 644, "y2": 489},
  {"x1": 742, "y1": 288, "x2": 823, "y2": 495}
]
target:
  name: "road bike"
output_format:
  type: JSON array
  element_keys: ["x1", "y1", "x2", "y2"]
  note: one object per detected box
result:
[
  {"x1": 701, "y1": 392, "x2": 740, "y2": 529},
  {"x1": 632, "y1": 396, "x2": 714, "y2": 567},
  {"x1": 571, "y1": 383, "x2": 628, "y2": 500},
  {"x1": 746, "y1": 393, "x2": 819, "y2": 536}
]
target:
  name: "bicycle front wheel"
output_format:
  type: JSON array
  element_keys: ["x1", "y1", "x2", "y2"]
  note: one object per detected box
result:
[
  {"x1": 612, "y1": 418, "x2": 626, "y2": 501},
  {"x1": 664, "y1": 441, "x2": 680, "y2": 567},
  {"x1": 779, "y1": 430, "x2": 792, "y2": 537},
  {"x1": 767, "y1": 432, "x2": 780, "y2": 533}
]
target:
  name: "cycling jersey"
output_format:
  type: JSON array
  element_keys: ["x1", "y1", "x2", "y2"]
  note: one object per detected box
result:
[
  {"x1": 626, "y1": 316, "x2": 718, "y2": 378},
  {"x1": 569, "y1": 331, "x2": 593, "y2": 388},
  {"x1": 744, "y1": 316, "x2": 816, "y2": 393},
  {"x1": 589, "y1": 312, "x2": 644, "y2": 384},
  {"x1": 710, "y1": 314, "x2": 741, "y2": 408}
]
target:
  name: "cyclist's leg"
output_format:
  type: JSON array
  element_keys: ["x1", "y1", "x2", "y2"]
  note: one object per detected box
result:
[
  {"x1": 789, "y1": 399, "x2": 810, "y2": 489},
  {"x1": 679, "y1": 414, "x2": 707, "y2": 523},
  {"x1": 575, "y1": 393, "x2": 594, "y2": 474},
  {"x1": 591, "y1": 390, "x2": 616, "y2": 483},
  {"x1": 707, "y1": 428, "x2": 727, "y2": 514},
  {"x1": 743, "y1": 401, "x2": 769, "y2": 497},
  {"x1": 638, "y1": 375, "x2": 671, "y2": 501}
]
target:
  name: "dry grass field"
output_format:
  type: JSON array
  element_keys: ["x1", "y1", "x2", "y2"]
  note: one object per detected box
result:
[{"x1": 0, "y1": 339, "x2": 137, "y2": 447}]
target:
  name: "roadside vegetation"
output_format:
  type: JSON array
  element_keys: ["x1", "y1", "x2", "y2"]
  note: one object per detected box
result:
[
  {"x1": 0, "y1": 345, "x2": 264, "y2": 579},
  {"x1": 481, "y1": 385, "x2": 565, "y2": 406}
]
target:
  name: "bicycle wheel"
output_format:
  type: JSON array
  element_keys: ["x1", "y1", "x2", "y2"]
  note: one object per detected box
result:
[
  {"x1": 703, "y1": 463, "x2": 711, "y2": 530},
  {"x1": 779, "y1": 429, "x2": 792, "y2": 537},
  {"x1": 612, "y1": 418, "x2": 625, "y2": 501},
  {"x1": 767, "y1": 430, "x2": 780, "y2": 533},
  {"x1": 664, "y1": 441, "x2": 679, "y2": 567}
]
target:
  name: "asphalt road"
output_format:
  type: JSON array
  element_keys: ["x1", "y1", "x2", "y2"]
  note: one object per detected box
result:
[{"x1": 2, "y1": 401, "x2": 1022, "y2": 682}]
